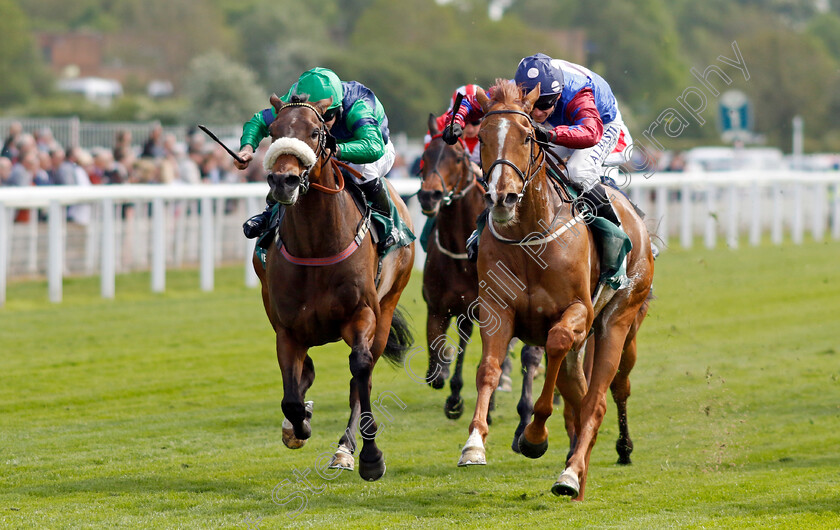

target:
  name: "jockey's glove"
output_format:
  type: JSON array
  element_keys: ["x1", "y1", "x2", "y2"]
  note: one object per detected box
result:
[
  {"x1": 533, "y1": 123, "x2": 554, "y2": 144},
  {"x1": 442, "y1": 123, "x2": 462, "y2": 145}
]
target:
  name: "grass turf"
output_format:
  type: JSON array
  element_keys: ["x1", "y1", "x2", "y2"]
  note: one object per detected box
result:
[{"x1": 1, "y1": 240, "x2": 839, "y2": 528}]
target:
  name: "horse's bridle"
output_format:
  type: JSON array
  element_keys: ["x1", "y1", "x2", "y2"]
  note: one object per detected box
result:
[
  {"x1": 480, "y1": 109, "x2": 546, "y2": 204},
  {"x1": 422, "y1": 135, "x2": 480, "y2": 206},
  {"x1": 271, "y1": 101, "x2": 333, "y2": 196}
]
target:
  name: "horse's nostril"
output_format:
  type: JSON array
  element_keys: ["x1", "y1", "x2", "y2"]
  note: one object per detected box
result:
[
  {"x1": 504, "y1": 193, "x2": 519, "y2": 206},
  {"x1": 285, "y1": 174, "x2": 301, "y2": 186},
  {"x1": 432, "y1": 190, "x2": 443, "y2": 201},
  {"x1": 484, "y1": 193, "x2": 493, "y2": 208}
]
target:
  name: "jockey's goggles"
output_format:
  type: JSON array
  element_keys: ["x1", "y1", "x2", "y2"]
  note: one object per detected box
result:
[
  {"x1": 322, "y1": 107, "x2": 340, "y2": 122},
  {"x1": 534, "y1": 94, "x2": 559, "y2": 111}
]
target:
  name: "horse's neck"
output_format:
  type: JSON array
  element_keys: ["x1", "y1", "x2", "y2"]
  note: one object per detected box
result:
[
  {"x1": 514, "y1": 171, "x2": 570, "y2": 237},
  {"x1": 281, "y1": 170, "x2": 359, "y2": 255},
  {"x1": 437, "y1": 179, "x2": 484, "y2": 249}
]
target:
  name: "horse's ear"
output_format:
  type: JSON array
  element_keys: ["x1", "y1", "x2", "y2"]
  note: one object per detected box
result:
[
  {"x1": 313, "y1": 97, "x2": 333, "y2": 117},
  {"x1": 428, "y1": 113, "x2": 439, "y2": 134},
  {"x1": 523, "y1": 83, "x2": 540, "y2": 112},
  {"x1": 476, "y1": 87, "x2": 491, "y2": 112},
  {"x1": 269, "y1": 93, "x2": 283, "y2": 113}
]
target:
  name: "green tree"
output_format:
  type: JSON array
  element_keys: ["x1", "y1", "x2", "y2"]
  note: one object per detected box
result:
[
  {"x1": 0, "y1": 0, "x2": 51, "y2": 106},
  {"x1": 181, "y1": 52, "x2": 267, "y2": 125},
  {"x1": 736, "y1": 29, "x2": 838, "y2": 150},
  {"x1": 234, "y1": 0, "x2": 331, "y2": 92},
  {"x1": 807, "y1": 13, "x2": 840, "y2": 62}
]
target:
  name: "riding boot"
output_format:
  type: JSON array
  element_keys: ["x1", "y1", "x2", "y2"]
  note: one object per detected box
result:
[
  {"x1": 243, "y1": 198, "x2": 276, "y2": 239},
  {"x1": 358, "y1": 177, "x2": 391, "y2": 215},
  {"x1": 358, "y1": 177, "x2": 396, "y2": 253},
  {"x1": 579, "y1": 185, "x2": 621, "y2": 227}
]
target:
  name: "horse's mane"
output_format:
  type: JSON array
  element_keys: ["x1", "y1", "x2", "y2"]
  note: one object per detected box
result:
[{"x1": 490, "y1": 78, "x2": 524, "y2": 107}]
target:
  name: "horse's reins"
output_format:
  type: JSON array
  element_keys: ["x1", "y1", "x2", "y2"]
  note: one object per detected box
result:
[
  {"x1": 271, "y1": 102, "x2": 372, "y2": 267},
  {"x1": 481, "y1": 108, "x2": 584, "y2": 246},
  {"x1": 481, "y1": 109, "x2": 546, "y2": 204},
  {"x1": 273, "y1": 101, "x2": 344, "y2": 195}
]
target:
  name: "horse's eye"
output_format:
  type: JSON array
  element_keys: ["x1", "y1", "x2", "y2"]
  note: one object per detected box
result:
[{"x1": 311, "y1": 130, "x2": 320, "y2": 139}]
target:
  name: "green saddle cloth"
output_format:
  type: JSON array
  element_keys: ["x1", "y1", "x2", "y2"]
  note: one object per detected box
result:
[
  {"x1": 419, "y1": 217, "x2": 436, "y2": 252},
  {"x1": 372, "y1": 190, "x2": 416, "y2": 257},
  {"x1": 255, "y1": 191, "x2": 416, "y2": 268},
  {"x1": 471, "y1": 171, "x2": 632, "y2": 290},
  {"x1": 547, "y1": 171, "x2": 631, "y2": 290}
]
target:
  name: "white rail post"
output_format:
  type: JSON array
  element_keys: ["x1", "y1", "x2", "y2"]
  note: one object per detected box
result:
[
  {"x1": 792, "y1": 181, "x2": 803, "y2": 245},
  {"x1": 832, "y1": 183, "x2": 840, "y2": 241},
  {"x1": 680, "y1": 182, "x2": 692, "y2": 249},
  {"x1": 245, "y1": 196, "x2": 259, "y2": 288},
  {"x1": 47, "y1": 200, "x2": 63, "y2": 303},
  {"x1": 200, "y1": 197, "x2": 214, "y2": 292},
  {"x1": 771, "y1": 183, "x2": 783, "y2": 245},
  {"x1": 27, "y1": 207, "x2": 38, "y2": 274},
  {"x1": 656, "y1": 186, "x2": 667, "y2": 246},
  {"x1": 705, "y1": 186, "x2": 717, "y2": 249},
  {"x1": 812, "y1": 183, "x2": 825, "y2": 242},
  {"x1": 726, "y1": 184, "x2": 739, "y2": 249},
  {"x1": 151, "y1": 197, "x2": 166, "y2": 293},
  {"x1": 0, "y1": 204, "x2": 7, "y2": 307},
  {"x1": 749, "y1": 181, "x2": 761, "y2": 246},
  {"x1": 101, "y1": 199, "x2": 115, "y2": 299},
  {"x1": 214, "y1": 197, "x2": 224, "y2": 266}
]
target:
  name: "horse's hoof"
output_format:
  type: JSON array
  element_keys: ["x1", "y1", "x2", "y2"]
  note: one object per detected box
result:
[
  {"x1": 458, "y1": 446, "x2": 486, "y2": 466},
  {"x1": 359, "y1": 454, "x2": 386, "y2": 482},
  {"x1": 511, "y1": 434, "x2": 522, "y2": 454},
  {"x1": 281, "y1": 419, "x2": 307, "y2": 449},
  {"x1": 551, "y1": 470, "x2": 580, "y2": 498},
  {"x1": 616, "y1": 438, "x2": 633, "y2": 465},
  {"x1": 444, "y1": 395, "x2": 464, "y2": 420},
  {"x1": 517, "y1": 432, "x2": 548, "y2": 459},
  {"x1": 328, "y1": 446, "x2": 355, "y2": 471}
]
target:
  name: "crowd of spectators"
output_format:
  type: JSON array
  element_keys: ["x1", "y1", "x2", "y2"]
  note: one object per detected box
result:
[{"x1": 0, "y1": 122, "x2": 261, "y2": 191}]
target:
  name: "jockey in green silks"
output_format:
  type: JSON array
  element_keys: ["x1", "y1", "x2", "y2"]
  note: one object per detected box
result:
[{"x1": 235, "y1": 67, "x2": 395, "y2": 241}]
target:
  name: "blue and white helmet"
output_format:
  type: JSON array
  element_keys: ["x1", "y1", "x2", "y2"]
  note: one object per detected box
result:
[{"x1": 514, "y1": 53, "x2": 565, "y2": 97}]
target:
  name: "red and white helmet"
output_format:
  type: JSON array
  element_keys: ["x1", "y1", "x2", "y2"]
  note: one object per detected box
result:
[{"x1": 448, "y1": 84, "x2": 482, "y2": 111}]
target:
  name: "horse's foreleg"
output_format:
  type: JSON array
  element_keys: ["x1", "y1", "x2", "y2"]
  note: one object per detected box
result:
[
  {"x1": 329, "y1": 379, "x2": 361, "y2": 471},
  {"x1": 457, "y1": 309, "x2": 513, "y2": 467},
  {"x1": 556, "y1": 316, "x2": 633, "y2": 501},
  {"x1": 511, "y1": 345, "x2": 543, "y2": 453},
  {"x1": 426, "y1": 311, "x2": 452, "y2": 390},
  {"x1": 343, "y1": 305, "x2": 385, "y2": 482},
  {"x1": 444, "y1": 316, "x2": 472, "y2": 420},
  {"x1": 519, "y1": 302, "x2": 590, "y2": 460},
  {"x1": 276, "y1": 330, "x2": 311, "y2": 449}
]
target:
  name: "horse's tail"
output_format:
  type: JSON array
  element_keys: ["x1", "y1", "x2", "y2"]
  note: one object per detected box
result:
[{"x1": 382, "y1": 305, "x2": 413, "y2": 366}]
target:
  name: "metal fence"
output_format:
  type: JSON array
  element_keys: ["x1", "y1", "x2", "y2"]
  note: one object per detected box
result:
[
  {"x1": 0, "y1": 117, "x2": 243, "y2": 150},
  {"x1": 1, "y1": 171, "x2": 839, "y2": 306}
]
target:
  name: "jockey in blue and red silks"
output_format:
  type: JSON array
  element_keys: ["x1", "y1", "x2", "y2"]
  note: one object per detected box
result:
[{"x1": 441, "y1": 53, "x2": 633, "y2": 228}]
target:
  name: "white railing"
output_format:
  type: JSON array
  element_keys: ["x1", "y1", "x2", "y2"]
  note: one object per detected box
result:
[{"x1": 1, "y1": 171, "x2": 839, "y2": 305}]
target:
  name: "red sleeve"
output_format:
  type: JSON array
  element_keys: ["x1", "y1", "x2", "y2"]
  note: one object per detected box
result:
[
  {"x1": 547, "y1": 88, "x2": 603, "y2": 149},
  {"x1": 447, "y1": 93, "x2": 486, "y2": 128}
]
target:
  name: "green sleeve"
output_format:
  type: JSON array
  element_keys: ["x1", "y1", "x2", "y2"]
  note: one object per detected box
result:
[
  {"x1": 239, "y1": 86, "x2": 295, "y2": 150},
  {"x1": 239, "y1": 111, "x2": 271, "y2": 151},
  {"x1": 337, "y1": 101, "x2": 386, "y2": 164}
]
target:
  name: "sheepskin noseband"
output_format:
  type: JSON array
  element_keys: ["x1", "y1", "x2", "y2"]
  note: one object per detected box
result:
[{"x1": 263, "y1": 138, "x2": 318, "y2": 172}]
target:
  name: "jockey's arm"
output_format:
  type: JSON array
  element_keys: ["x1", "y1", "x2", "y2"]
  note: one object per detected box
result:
[
  {"x1": 239, "y1": 110, "x2": 273, "y2": 152},
  {"x1": 336, "y1": 101, "x2": 386, "y2": 164},
  {"x1": 447, "y1": 95, "x2": 485, "y2": 129},
  {"x1": 543, "y1": 88, "x2": 604, "y2": 149}
]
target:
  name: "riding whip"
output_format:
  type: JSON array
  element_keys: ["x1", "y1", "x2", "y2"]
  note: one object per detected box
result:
[{"x1": 198, "y1": 125, "x2": 245, "y2": 164}]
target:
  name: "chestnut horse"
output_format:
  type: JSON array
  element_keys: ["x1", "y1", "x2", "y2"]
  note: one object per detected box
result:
[
  {"x1": 418, "y1": 114, "x2": 545, "y2": 452},
  {"x1": 254, "y1": 94, "x2": 415, "y2": 481},
  {"x1": 457, "y1": 81, "x2": 654, "y2": 500}
]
